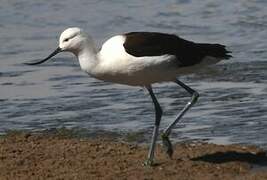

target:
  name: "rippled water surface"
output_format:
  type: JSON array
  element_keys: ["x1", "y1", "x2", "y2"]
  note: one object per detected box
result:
[{"x1": 0, "y1": 0, "x2": 267, "y2": 147}]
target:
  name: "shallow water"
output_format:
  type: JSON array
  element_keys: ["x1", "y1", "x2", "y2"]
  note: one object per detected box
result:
[{"x1": 0, "y1": 0, "x2": 267, "y2": 148}]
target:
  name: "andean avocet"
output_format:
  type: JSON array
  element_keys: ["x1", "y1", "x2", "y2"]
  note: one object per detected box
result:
[{"x1": 26, "y1": 27, "x2": 232, "y2": 166}]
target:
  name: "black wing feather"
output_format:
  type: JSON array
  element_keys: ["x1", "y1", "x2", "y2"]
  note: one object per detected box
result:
[{"x1": 123, "y1": 32, "x2": 232, "y2": 67}]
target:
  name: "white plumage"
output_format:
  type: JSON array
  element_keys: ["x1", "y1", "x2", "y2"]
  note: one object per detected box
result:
[{"x1": 77, "y1": 34, "x2": 177, "y2": 85}]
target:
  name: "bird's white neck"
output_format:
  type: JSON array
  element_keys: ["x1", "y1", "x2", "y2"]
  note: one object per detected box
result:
[{"x1": 77, "y1": 40, "x2": 99, "y2": 76}]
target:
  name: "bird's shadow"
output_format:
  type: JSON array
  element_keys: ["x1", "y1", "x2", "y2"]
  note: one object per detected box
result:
[{"x1": 191, "y1": 151, "x2": 267, "y2": 167}]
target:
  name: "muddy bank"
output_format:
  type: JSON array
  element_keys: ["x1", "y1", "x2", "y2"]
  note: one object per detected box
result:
[{"x1": 0, "y1": 132, "x2": 267, "y2": 180}]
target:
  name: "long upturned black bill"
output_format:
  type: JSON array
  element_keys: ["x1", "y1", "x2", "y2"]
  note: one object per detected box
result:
[{"x1": 25, "y1": 47, "x2": 62, "y2": 65}]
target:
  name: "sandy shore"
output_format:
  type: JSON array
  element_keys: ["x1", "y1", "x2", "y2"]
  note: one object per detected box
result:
[{"x1": 0, "y1": 131, "x2": 267, "y2": 180}]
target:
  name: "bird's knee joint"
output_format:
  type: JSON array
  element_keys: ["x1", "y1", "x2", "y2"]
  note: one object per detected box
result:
[
  {"x1": 155, "y1": 105, "x2": 162, "y2": 116},
  {"x1": 155, "y1": 109, "x2": 162, "y2": 126},
  {"x1": 190, "y1": 92, "x2": 199, "y2": 104},
  {"x1": 193, "y1": 92, "x2": 199, "y2": 99}
]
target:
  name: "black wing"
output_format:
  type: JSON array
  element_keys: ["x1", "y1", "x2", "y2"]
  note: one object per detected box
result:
[{"x1": 123, "y1": 32, "x2": 232, "y2": 67}]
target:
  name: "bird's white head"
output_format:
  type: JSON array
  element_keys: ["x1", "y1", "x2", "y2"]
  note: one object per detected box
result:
[
  {"x1": 25, "y1": 27, "x2": 96, "y2": 65},
  {"x1": 59, "y1": 27, "x2": 87, "y2": 54}
]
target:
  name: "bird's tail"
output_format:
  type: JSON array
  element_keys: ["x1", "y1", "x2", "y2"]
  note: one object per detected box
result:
[{"x1": 199, "y1": 43, "x2": 232, "y2": 60}]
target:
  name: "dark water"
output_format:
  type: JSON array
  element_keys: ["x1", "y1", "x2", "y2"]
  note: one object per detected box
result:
[{"x1": 0, "y1": 1, "x2": 267, "y2": 147}]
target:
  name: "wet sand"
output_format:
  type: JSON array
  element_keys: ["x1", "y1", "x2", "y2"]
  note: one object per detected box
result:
[{"x1": 0, "y1": 131, "x2": 267, "y2": 180}]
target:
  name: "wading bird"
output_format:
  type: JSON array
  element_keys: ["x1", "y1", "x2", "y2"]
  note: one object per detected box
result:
[{"x1": 26, "y1": 27, "x2": 231, "y2": 166}]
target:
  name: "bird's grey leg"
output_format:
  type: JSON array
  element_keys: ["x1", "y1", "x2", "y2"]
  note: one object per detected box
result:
[
  {"x1": 161, "y1": 79, "x2": 199, "y2": 158},
  {"x1": 144, "y1": 85, "x2": 162, "y2": 166}
]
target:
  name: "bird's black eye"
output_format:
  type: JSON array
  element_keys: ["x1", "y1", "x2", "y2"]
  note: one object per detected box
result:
[{"x1": 64, "y1": 38, "x2": 69, "y2": 42}]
